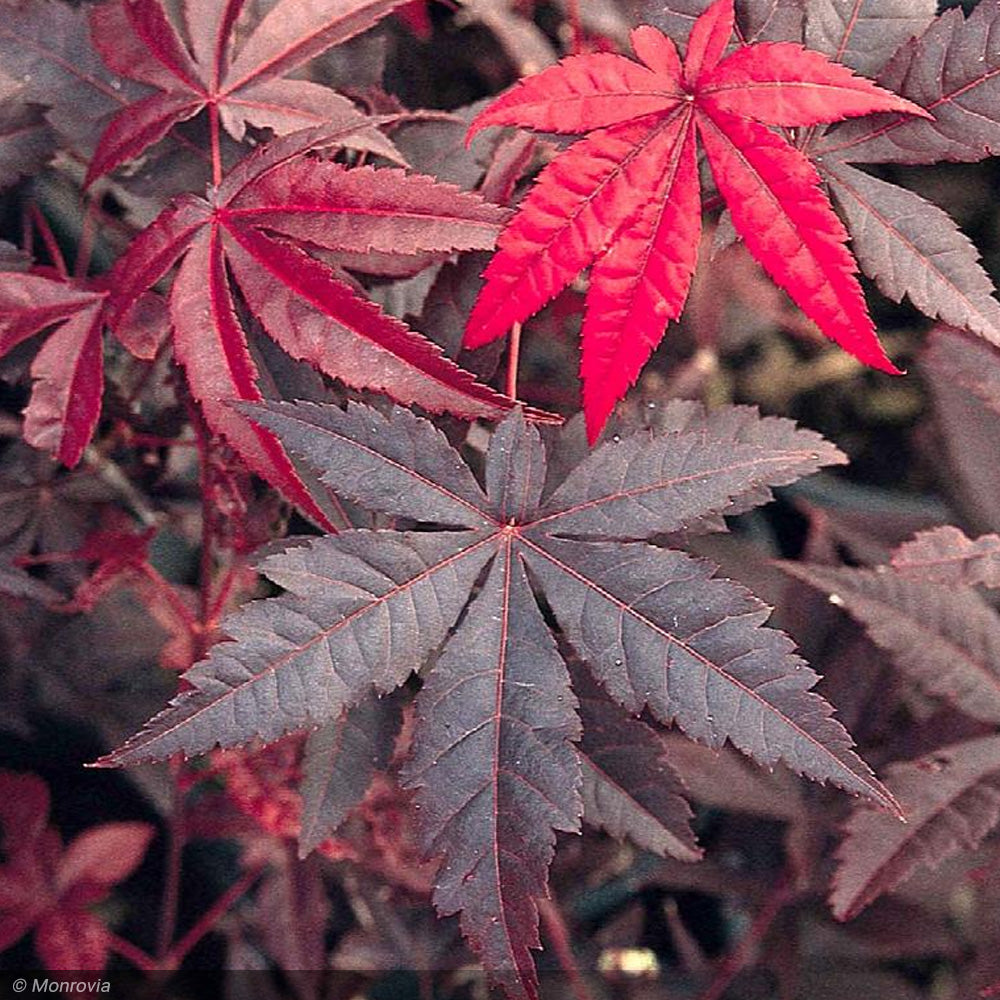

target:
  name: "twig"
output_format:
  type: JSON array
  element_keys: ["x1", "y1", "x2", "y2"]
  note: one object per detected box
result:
[
  {"x1": 506, "y1": 321, "x2": 523, "y2": 401},
  {"x1": 538, "y1": 894, "x2": 594, "y2": 1000},
  {"x1": 155, "y1": 758, "x2": 185, "y2": 962},
  {"x1": 164, "y1": 861, "x2": 267, "y2": 968},
  {"x1": 696, "y1": 873, "x2": 793, "y2": 1000},
  {"x1": 106, "y1": 933, "x2": 157, "y2": 973}
]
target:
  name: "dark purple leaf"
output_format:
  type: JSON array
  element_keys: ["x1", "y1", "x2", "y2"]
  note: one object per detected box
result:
[
  {"x1": 831, "y1": 735, "x2": 1000, "y2": 920},
  {"x1": 99, "y1": 530, "x2": 495, "y2": 764},
  {"x1": 804, "y1": 0, "x2": 935, "y2": 78},
  {"x1": 535, "y1": 404, "x2": 845, "y2": 538},
  {"x1": 574, "y1": 667, "x2": 701, "y2": 861},
  {"x1": 103, "y1": 402, "x2": 884, "y2": 998},
  {"x1": 892, "y1": 527, "x2": 1000, "y2": 589},
  {"x1": 403, "y1": 550, "x2": 581, "y2": 1000},
  {"x1": 527, "y1": 538, "x2": 897, "y2": 812},
  {"x1": 823, "y1": 162, "x2": 1000, "y2": 346},
  {"x1": 782, "y1": 562, "x2": 1000, "y2": 725},
  {"x1": 816, "y1": 2, "x2": 1000, "y2": 165},
  {"x1": 299, "y1": 691, "x2": 403, "y2": 856}
]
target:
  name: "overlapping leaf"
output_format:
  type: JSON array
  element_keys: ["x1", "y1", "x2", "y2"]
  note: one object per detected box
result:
[
  {"x1": 100, "y1": 398, "x2": 894, "y2": 999},
  {"x1": 831, "y1": 736, "x2": 1000, "y2": 921},
  {"x1": 0, "y1": 268, "x2": 166, "y2": 468},
  {"x1": 804, "y1": 0, "x2": 936, "y2": 78},
  {"x1": 807, "y1": 2, "x2": 1000, "y2": 346},
  {"x1": 892, "y1": 526, "x2": 1000, "y2": 589},
  {"x1": 0, "y1": 274, "x2": 105, "y2": 467},
  {"x1": 573, "y1": 664, "x2": 701, "y2": 861},
  {"x1": 84, "y1": 0, "x2": 410, "y2": 184},
  {"x1": 298, "y1": 691, "x2": 403, "y2": 857},
  {"x1": 462, "y1": 0, "x2": 929, "y2": 440},
  {"x1": 0, "y1": 2, "x2": 150, "y2": 165},
  {"x1": 814, "y1": 1, "x2": 1000, "y2": 167},
  {"x1": 105, "y1": 124, "x2": 543, "y2": 528},
  {"x1": 782, "y1": 562, "x2": 1000, "y2": 725}
]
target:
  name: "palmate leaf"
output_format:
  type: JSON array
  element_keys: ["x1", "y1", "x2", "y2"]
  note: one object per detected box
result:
[
  {"x1": 84, "y1": 0, "x2": 409, "y2": 184},
  {"x1": 100, "y1": 400, "x2": 896, "y2": 999},
  {"x1": 462, "y1": 0, "x2": 928, "y2": 441},
  {"x1": 105, "y1": 124, "x2": 545, "y2": 528},
  {"x1": 831, "y1": 735, "x2": 1000, "y2": 921},
  {"x1": 782, "y1": 562, "x2": 1000, "y2": 726}
]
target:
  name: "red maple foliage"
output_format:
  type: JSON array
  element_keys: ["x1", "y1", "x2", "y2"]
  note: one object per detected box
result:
[
  {"x1": 85, "y1": 0, "x2": 412, "y2": 186},
  {"x1": 0, "y1": 772, "x2": 153, "y2": 971},
  {"x1": 4, "y1": 0, "x2": 1000, "y2": 997},
  {"x1": 463, "y1": 0, "x2": 930, "y2": 440}
]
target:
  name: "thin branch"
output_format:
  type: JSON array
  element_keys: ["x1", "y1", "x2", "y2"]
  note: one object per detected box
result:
[
  {"x1": 696, "y1": 873, "x2": 793, "y2": 1000},
  {"x1": 506, "y1": 321, "x2": 523, "y2": 401},
  {"x1": 538, "y1": 894, "x2": 594, "y2": 1000}
]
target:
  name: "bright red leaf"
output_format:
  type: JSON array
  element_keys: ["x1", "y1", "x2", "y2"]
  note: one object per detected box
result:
[
  {"x1": 85, "y1": 0, "x2": 409, "y2": 185},
  {"x1": 463, "y1": 0, "x2": 930, "y2": 442},
  {"x1": 106, "y1": 124, "x2": 555, "y2": 529}
]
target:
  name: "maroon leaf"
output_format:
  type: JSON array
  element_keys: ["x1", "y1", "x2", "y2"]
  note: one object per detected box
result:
[
  {"x1": 242, "y1": 400, "x2": 491, "y2": 527},
  {"x1": 85, "y1": 0, "x2": 408, "y2": 182},
  {"x1": 222, "y1": 0, "x2": 411, "y2": 90},
  {"x1": 574, "y1": 667, "x2": 701, "y2": 861},
  {"x1": 100, "y1": 529, "x2": 496, "y2": 764},
  {"x1": 106, "y1": 126, "x2": 546, "y2": 526},
  {"x1": 831, "y1": 736, "x2": 1000, "y2": 920},
  {"x1": 102, "y1": 401, "x2": 890, "y2": 998},
  {"x1": 299, "y1": 692, "x2": 403, "y2": 857},
  {"x1": 782, "y1": 562, "x2": 1000, "y2": 726},
  {"x1": 816, "y1": 2, "x2": 1000, "y2": 165},
  {"x1": 0, "y1": 272, "x2": 108, "y2": 467},
  {"x1": 0, "y1": 771, "x2": 153, "y2": 973},
  {"x1": 22, "y1": 303, "x2": 105, "y2": 468},
  {"x1": 892, "y1": 527, "x2": 1000, "y2": 589},
  {"x1": 535, "y1": 405, "x2": 846, "y2": 538},
  {"x1": 56, "y1": 823, "x2": 154, "y2": 891}
]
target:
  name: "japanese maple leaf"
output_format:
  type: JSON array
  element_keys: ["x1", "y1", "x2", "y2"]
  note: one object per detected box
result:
[
  {"x1": 784, "y1": 531, "x2": 1000, "y2": 924},
  {"x1": 0, "y1": 268, "x2": 164, "y2": 467},
  {"x1": 84, "y1": 0, "x2": 411, "y2": 185},
  {"x1": 99, "y1": 398, "x2": 897, "y2": 999},
  {"x1": 462, "y1": 0, "x2": 930, "y2": 442},
  {"x1": 105, "y1": 123, "x2": 552, "y2": 529},
  {"x1": 0, "y1": 771, "x2": 153, "y2": 970}
]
